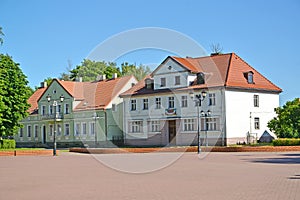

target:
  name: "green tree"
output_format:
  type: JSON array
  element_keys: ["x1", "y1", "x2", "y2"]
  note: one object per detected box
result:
[
  {"x1": 121, "y1": 62, "x2": 151, "y2": 81},
  {"x1": 69, "y1": 59, "x2": 121, "y2": 81},
  {"x1": 268, "y1": 98, "x2": 300, "y2": 138},
  {"x1": 0, "y1": 54, "x2": 31, "y2": 137}
]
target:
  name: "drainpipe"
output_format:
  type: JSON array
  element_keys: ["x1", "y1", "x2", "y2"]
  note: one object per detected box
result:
[{"x1": 104, "y1": 109, "x2": 108, "y2": 141}]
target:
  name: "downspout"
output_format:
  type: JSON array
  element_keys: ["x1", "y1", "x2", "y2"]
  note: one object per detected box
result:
[{"x1": 104, "y1": 109, "x2": 108, "y2": 141}]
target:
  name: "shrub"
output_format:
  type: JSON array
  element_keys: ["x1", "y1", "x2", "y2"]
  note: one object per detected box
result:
[
  {"x1": 0, "y1": 139, "x2": 16, "y2": 149},
  {"x1": 272, "y1": 138, "x2": 300, "y2": 146}
]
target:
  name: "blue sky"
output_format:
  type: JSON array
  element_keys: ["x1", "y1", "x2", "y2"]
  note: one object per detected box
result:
[{"x1": 0, "y1": 0, "x2": 299, "y2": 105}]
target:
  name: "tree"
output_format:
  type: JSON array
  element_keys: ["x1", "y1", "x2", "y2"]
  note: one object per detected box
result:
[
  {"x1": 210, "y1": 43, "x2": 223, "y2": 54},
  {"x1": 69, "y1": 59, "x2": 121, "y2": 81},
  {"x1": 268, "y1": 98, "x2": 300, "y2": 138},
  {"x1": 121, "y1": 62, "x2": 151, "y2": 81},
  {"x1": 0, "y1": 54, "x2": 31, "y2": 137}
]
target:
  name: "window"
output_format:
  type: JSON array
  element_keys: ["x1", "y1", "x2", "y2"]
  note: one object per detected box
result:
[
  {"x1": 156, "y1": 98, "x2": 161, "y2": 109},
  {"x1": 27, "y1": 125, "x2": 32, "y2": 137},
  {"x1": 254, "y1": 117, "x2": 260, "y2": 129},
  {"x1": 175, "y1": 76, "x2": 180, "y2": 85},
  {"x1": 184, "y1": 119, "x2": 196, "y2": 131},
  {"x1": 82, "y1": 123, "x2": 87, "y2": 135},
  {"x1": 254, "y1": 95, "x2": 259, "y2": 107},
  {"x1": 206, "y1": 118, "x2": 217, "y2": 131},
  {"x1": 143, "y1": 99, "x2": 148, "y2": 110},
  {"x1": 19, "y1": 128, "x2": 23, "y2": 137},
  {"x1": 160, "y1": 77, "x2": 166, "y2": 87},
  {"x1": 209, "y1": 93, "x2": 216, "y2": 106},
  {"x1": 248, "y1": 72, "x2": 254, "y2": 84},
  {"x1": 130, "y1": 99, "x2": 137, "y2": 111},
  {"x1": 130, "y1": 121, "x2": 143, "y2": 133},
  {"x1": 65, "y1": 103, "x2": 70, "y2": 114},
  {"x1": 90, "y1": 122, "x2": 95, "y2": 135},
  {"x1": 64, "y1": 124, "x2": 70, "y2": 136},
  {"x1": 75, "y1": 123, "x2": 80, "y2": 136},
  {"x1": 168, "y1": 97, "x2": 175, "y2": 108},
  {"x1": 58, "y1": 104, "x2": 62, "y2": 113},
  {"x1": 181, "y1": 96, "x2": 188, "y2": 107},
  {"x1": 49, "y1": 105, "x2": 53, "y2": 115},
  {"x1": 57, "y1": 124, "x2": 62, "y2": 136},
  {"x1": 34, "y1": 125, "x2": 38, "y2": 138},
  {"x1": 41, "y1": 105, "x2": 46, "y2": 116},
  {"x1": 49, "y1": 125, "x2": 53, "y2": 136},
  {"x1": 112, "y1": 104, "x2": 116, "y2": 112},
  {"x1": 150, "y1": 121, "x2": 161, "y2": 132}
]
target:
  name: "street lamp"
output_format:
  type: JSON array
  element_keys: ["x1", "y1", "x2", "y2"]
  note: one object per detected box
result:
[
  {"x1": 47, "y1": 94, "x2": 64, "y2": 156},
  {"x1": 92, "y1": 112, "x2": 99, "y2": 147},
  {"x1": 189, "y1": 90, "x2": 207, "y2": 154},
  {"x1": 201, "y1": 110, "x2": 211, "y2": 147}
]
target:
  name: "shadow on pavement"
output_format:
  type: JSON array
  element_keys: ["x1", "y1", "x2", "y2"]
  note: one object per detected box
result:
[{"x1": 249, "y1": 154, "x2": 300, "y2": 164}]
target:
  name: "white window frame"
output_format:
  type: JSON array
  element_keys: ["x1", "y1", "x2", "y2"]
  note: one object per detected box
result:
[
  {"x1": 209, "y1": 93, "x2": 216, "y2": 106},
  {"x1": 155, "y1": 97, "x2": 161, "y2": 109},
  {"x1": 49, "y1": 124, "x2": 53, "y2": 136},
  {"x1": 57, "y1": 124, "x2": 62, "y2": 136},
  {"x1": 34, "y1": 125, "x2": 38, "y2": 138},
  {"x1": 129, "y1": 121, "x2": 143, "y2": 133},
  {"x1": 49, "y1": 105, "x2": 53, "y2": 115},
  {"x1": 150, "y1": 120, "x2": 161, "y2": 132},
  {"x1": 143, "y1": 99, "x2": 149, "y2": 110},
  {"x1": 130, "y1": 99, "x2": 137, "y2": 111},
  {"x1": 89, "y1": 122, "x2": 95, "y2": 135},
  {"x1": 175, "y1": 76, "x2": 180, "y2": 85},
  {"x1": 183, "y1": 119, "x2": 196, "y2": 131},
  {"x1": 65, "y1": 103, "x2": 70, "y2": 114},
  {"x1": 41, "y1": 105, "x2": 46, "y2": 116},
  {"x1": 75, "y1": 123, "x2": 80, "y2": 136},
  {"x1": 168, "y1": 97, "x2": 175, "y2": 108},
  {"x1": 160, "y1": 77, "x2": 166, "y2": 87},
  {"x1": 27, "y1": 125, "x2": 32, "y2": 137},
  {"x1": 181, "y1": 96, "x2": 188, "y2": 107},
  {"x1": 64, "y1": 123, "x2": 70, "y2": 136},
  {"x1": 206, "y1": 118, "x2": 217, "y2": 131},
  {"x1": 254, "y1": 117, "x2": 260, "y2": 129},
  {"x1": 254, "y1": 95, "x2": 259, "y2": 107},
  {"x1": 82, "y1": 122, "x2": 87, "y2": 135}
]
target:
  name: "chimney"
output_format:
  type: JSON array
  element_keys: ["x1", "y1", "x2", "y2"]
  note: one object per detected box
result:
[
  {"x1": 112, "y1": 73, "x2": 117, "y2": 79},
  {"x1": 40, "y1": 81, "x2": 47, "y2": 88},
  {"x1": 96, "y1": 74, "x2": 106, "y2": 81}
]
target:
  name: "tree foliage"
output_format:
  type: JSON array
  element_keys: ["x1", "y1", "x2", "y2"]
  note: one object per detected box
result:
[
  {"x1": 268, "y1": 98, "x2": 300, "y2": 138},
  {"x1": 121, "y1": 62, "x2": 151, "y2": 81},
  {"x1": 0, "y1": 54, "x2": 31, "y2": 137}
]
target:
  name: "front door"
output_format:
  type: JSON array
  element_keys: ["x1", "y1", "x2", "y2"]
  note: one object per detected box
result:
[
  {"x1": 42, "y1": 125, "x2": 46, "y2": 144},
  {"x1": 168, "y1": 120, "x2": 176, "y2": 145}
]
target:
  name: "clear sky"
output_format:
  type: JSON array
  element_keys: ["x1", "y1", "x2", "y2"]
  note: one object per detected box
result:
[{"x1": 0, "y1": 0, "x2": 299, "y2": 105}]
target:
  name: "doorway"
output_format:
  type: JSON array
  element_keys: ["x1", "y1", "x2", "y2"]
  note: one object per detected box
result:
[{"x1": 168, "y1": 120, "x2": 176, "y2": 145}]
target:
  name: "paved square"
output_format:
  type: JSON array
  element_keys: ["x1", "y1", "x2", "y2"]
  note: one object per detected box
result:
[{"x1": 0, "y1": 152, "x2": 299, "y2": 200}]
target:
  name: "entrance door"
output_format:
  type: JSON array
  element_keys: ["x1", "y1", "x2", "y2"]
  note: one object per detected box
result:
[
  {"x1": 42, "y1": 125, "x2": 46, "y2": 144},
  {"x1": 168, "y1": 120, "x2": 176, "y2": 145}
]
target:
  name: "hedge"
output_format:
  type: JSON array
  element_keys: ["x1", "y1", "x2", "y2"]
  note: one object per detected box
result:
[
  {"x1": 0, "y1": 139, "x2": 16, "y2": 149},
  {"x1": 272, "y1": 138, "x2": 300, "y2": 146}
]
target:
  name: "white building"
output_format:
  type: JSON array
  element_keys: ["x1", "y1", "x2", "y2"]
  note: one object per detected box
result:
[{"x1": 120, "y1": 53, "x2": 282, "y2": 146}]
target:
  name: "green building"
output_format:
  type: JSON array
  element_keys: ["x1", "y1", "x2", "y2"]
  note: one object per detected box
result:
[{"x1": 15, "y1": 75, "x2": 137, "y2": 148}]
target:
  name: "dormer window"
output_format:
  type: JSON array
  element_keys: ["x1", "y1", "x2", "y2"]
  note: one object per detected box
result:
[
  {"x1": 145, "y1": 78, "x2": 154, "y2": 89},
  {"x1": 244, "y1": 71, "x2": 254, "y2": 84},
  {"x1": 196, "y1": 73, "x2": 205, "y2": 84}
]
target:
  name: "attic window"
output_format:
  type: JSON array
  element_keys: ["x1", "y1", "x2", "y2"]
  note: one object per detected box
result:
[
  {"x1": 196, "y1": 73, "x2": 205, "y2": 84},
  {"x1": 244, "y1": 71, "x2": 254, "y2": 84},
  {"x1": 145, "y1": 78, "x2": 154, "y2": 89},
  {"x1": 168, "y1": 66, "x2": 172, "y2": 70}
]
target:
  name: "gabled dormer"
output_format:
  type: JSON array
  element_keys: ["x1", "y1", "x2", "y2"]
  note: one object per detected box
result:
[{"x1": 243, "y1": 71, "x2": 254, "y2": 84}]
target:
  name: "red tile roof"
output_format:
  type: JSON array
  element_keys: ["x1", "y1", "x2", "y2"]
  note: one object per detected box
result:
[
  {"x1": 28, "y1": 75, "x2": 135, "y2": 114},
  {"x1": 121, "y1": 53, "x2": 282, "y2": 97},
  {"x1": 27, "y1": 87, "x2": 47, "y2": 114}
]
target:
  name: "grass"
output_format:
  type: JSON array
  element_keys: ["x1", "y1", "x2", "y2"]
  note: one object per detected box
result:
[{"x1": 0, "y1": 148, "x2": 45, "y2": 151}]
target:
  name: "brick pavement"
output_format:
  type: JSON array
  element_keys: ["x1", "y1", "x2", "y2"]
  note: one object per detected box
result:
[{"x1": 0, "y1": 152, "x2": 299, "y2": 200}]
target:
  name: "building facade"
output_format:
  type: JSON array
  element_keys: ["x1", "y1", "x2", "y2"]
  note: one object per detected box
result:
[
  {"x1": 15, "y1": 75, "x2": 137, "y2": 147},
  {"x1": 120, "y1": 53, "x2": 282, "y2": 146}
]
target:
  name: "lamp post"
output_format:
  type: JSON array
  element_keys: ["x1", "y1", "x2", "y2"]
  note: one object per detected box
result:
[
  {"x1": 201, "y1": 110, "x2": 211, "y2": 147},
  {"x1": 189, "y1": 90, "x2": 207, "y2": 154},
  {"x1": 92, "y1": 112, "x2": 99, "y2": 147},
  {"x1": 47, "y1": 94, "x2": 64, "y2": 156}
]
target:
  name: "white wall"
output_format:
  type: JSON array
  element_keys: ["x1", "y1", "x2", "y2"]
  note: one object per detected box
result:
[{"x1": 225, "y1": 90, "x2": 279, "y2": 143}]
